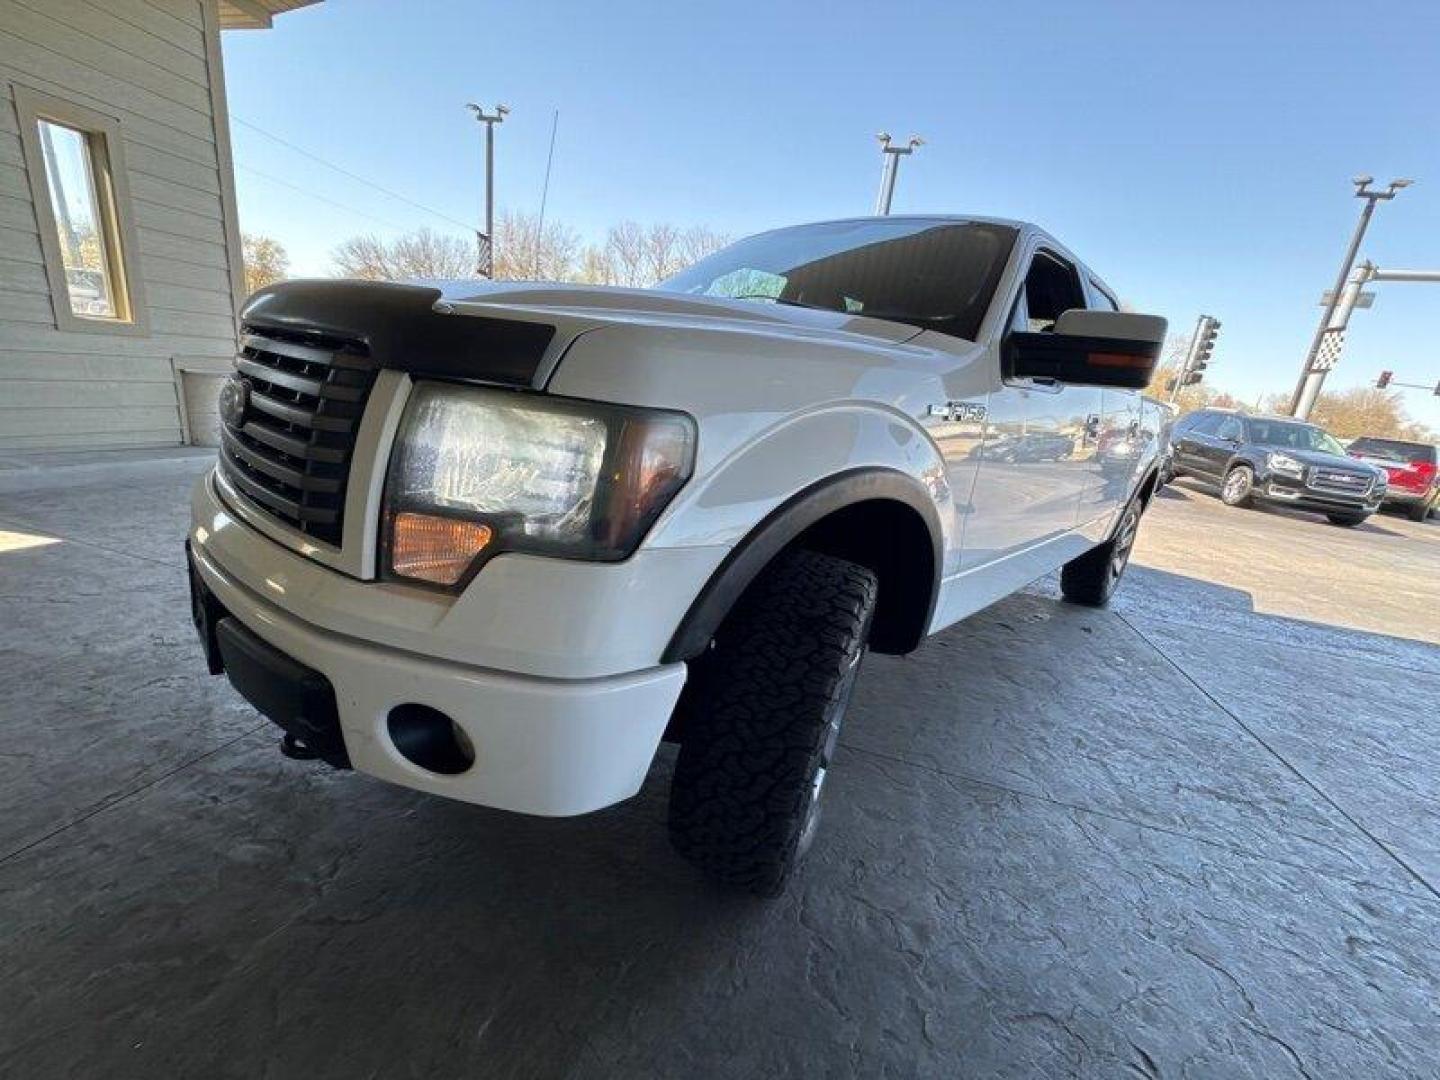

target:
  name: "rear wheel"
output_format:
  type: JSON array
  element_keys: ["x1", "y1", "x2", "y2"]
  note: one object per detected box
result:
[
  {"x1": 1220, "y1": 465, "x2": 1255, "y2": 508},
  {"x1": 668, "y1": 549, "x2": 878, "y2": 897},
  {"x1": 1061, "y1": 497, "x2": 1142, "y2": 607},
  {"x1": 1408, "y1": 493, "x2": 1436, "y2": 522},
  {"x1": 1326, "y1": 512, "x2": 1370, "y2": 527}
]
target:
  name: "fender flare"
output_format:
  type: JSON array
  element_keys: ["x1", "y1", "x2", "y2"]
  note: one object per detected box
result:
[{"x1": 662, "y1": 467, "x2": 943, "y2": 663}]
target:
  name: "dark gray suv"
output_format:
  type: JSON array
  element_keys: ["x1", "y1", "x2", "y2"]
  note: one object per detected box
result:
[{"x1": 1167, "y1": 409, "x2": 1386, "y2": 526}]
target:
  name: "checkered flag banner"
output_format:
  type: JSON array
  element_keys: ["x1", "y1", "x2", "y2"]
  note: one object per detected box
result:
[
  {"x1": 475, "y1": 231, "x2": 493, "y2": 278},
  {"x1": 1310, "y1": 328, "x2": 1345, "y2": 372}
]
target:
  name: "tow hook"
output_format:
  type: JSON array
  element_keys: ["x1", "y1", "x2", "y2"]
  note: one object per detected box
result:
[{"x1": 280, "y1": 733, "x2": 320, "y2": 761}]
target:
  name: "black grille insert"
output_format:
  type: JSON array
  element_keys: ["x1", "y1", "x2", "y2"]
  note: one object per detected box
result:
[{"x1": 217, "y1": 328, "x2": 378, "y2": 546}]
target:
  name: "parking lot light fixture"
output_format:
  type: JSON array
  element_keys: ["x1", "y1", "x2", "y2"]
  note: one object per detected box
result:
[{"x1": 874, "y1": 133, "x2": 923, "y2": 216}]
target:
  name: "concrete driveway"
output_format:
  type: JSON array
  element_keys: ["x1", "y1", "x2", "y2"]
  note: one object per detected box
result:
[{"x1": 1, "y1": 454, "x2": 1437, "y2": 1079}]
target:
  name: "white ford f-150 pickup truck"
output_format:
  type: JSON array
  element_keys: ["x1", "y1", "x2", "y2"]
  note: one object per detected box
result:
[{"x1": 188, "y1": 215, "x2": 1168, "y2": 895}]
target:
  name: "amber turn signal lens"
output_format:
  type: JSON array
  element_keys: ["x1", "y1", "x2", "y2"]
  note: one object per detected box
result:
[{"x1": 390, "y1": 512, "x2": 492, "y2": 586}]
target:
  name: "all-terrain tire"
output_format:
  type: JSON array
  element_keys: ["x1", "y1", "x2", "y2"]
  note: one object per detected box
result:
[
  {"x1": 1061, "y1": 495, "x2": 1142, "y2": 607},
  {"x1": 667, "y1": 549, "x2": 878, "y2": 897}
]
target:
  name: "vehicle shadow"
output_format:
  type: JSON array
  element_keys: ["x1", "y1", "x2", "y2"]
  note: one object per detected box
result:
[{"x1": 1166, "y1": 478, "x2": 1410, "y2": 537}]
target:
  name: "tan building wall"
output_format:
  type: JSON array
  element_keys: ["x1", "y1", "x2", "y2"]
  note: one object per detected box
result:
[{"x1": 0, "y1": 0, "x2": 246, "y2": 451}]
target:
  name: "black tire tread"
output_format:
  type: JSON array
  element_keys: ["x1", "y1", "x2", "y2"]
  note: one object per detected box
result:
[{"x1": 668, "y1": 549, "x2": 877, "y2": 896}]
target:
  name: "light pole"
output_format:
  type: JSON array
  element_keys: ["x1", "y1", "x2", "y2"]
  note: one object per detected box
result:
[
  {"x1": 1288, "y1": 176, "x2": 1411, "y2": 419},
  {"x1": 467, "y1": 102, "x2": 509, "y2": 277},
  {"x1": 875, "y1": 133, "x2": 923, "y2": 215}
]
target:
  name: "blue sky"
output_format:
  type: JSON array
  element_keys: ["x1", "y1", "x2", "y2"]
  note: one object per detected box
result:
[{"x1": 222, "y1": 0, "x2": 1440, "y2": 430}]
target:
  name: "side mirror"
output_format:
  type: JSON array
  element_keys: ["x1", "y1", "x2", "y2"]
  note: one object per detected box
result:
[{"x1": 1006, "y1": 309, "x2": 1167, "y2": 389}]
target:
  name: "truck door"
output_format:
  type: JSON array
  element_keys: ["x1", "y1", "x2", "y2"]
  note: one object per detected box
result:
[{"x1": 957, "y1": 248, "x2": 1098, "y2": 570}]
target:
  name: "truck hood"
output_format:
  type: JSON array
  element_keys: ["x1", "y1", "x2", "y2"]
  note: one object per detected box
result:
[
  {"x1": 1269, "y1": 447, "x2": 1385, "y2": 476},
  {"x1": 240, "y1": 279, "x2": 928, "y2": 392},
  {"x1": 431, "y1": 280, "x2": 927, "y2": 347}
]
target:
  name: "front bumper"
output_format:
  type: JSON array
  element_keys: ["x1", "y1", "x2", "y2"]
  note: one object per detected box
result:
[
  {"x1": 189, "y1": 468, "x2": 700, "y2": 816},
  {"x1": 190, "y1": 540, "x2": 685, "y2": 815},
  {"x1": 1260, "y1": 472, "x2": 1382, "y2": 514}
]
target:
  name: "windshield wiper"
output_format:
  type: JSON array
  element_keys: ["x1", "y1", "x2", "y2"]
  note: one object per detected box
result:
[
  {"x1": 727, "y1": 295, "x2": 956, "y2": 334},
  {"x1": 729, "y1": 294, "x2": 835, "y2": 312}
]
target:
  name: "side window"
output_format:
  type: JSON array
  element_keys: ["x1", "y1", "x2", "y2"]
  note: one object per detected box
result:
[
  {"x1": 1187, "y1": 411, "x2": 1222, "y2": 436},
  {"x1": 14, "y1": 86, "x2": 146, "y2": 334},
  {"x1": 1217, "y1": 416, "x2": 1245, "y2": 442},
  {"x1": 1017, "y1": 251, "x2": 1087, "y2": 332},
  {"x1": 1088, "y1": 281, "x2": 1118, "y2": 311}
]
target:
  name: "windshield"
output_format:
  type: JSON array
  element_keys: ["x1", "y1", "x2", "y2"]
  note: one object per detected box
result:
[
  {"x1": 1247, "y1": 419, "x2": 1346, "y2": 455},
  {"x1": 656, "y1": 219, "x2": 1018, "y2": 341},
  {"x1": 1347, "y1": 437, "x2": 1436, "y2": 464}
]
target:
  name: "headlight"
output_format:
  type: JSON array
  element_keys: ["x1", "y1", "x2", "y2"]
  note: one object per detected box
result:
[
  {"x1": 1267, "y1": 451, "x2": 1304, "y2": 478},
  {"x1": 383, "y1": 382, "x2": 696, "y2": 587}
]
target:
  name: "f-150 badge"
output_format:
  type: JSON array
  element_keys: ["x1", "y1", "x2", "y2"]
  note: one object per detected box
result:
[{"x1": 928, "y1": 401, "x2": 987, "y2": 423}]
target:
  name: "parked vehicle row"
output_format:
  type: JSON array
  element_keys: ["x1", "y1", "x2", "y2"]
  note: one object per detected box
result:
[{"x1": 1163, "y1": 407, "x2": 1436, "y2": 526}]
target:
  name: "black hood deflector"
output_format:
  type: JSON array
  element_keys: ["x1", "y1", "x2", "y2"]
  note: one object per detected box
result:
[{"x1": 241, "y1": 280, "x2": 556, "y2": 387}]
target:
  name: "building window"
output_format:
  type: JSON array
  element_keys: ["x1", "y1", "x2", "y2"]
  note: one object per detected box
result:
[{"x1": 13, "y1": 85, "x2": 147, "y2": 335}]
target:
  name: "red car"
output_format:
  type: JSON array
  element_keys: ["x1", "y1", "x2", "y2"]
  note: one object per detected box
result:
[{"x1": 1347, "y1": 437, "x2": 1439, "y2": 521}]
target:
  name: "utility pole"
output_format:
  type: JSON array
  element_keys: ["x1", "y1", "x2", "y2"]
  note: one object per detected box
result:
[
  {"x1": 1288, "y1": 176, "x2": 1411, "y2": 419},
  {"x1": 875, "y1": 133, "x2": 923, "y2": 215},
  {"x1": 467, "y1": 103, "x2": 509, "y2": 277}
]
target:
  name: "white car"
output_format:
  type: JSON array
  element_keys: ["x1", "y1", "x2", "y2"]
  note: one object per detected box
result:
[{"x1": 188, "y1": 216, "x2": 1167, "y2": 895}]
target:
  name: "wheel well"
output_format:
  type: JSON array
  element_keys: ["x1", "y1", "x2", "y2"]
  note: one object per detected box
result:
[
  {"x1": 788, "y1": 499, "x2": 935, "y2": 654},
  {"x1": 661, "y1": 469, "x2": 943, "y2": 664}
]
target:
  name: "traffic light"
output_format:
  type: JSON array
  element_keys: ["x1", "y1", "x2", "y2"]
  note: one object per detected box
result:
[
  {"x1": 1377, "y1": 370, "x2": 1393, "y2": 389},
  {"x1": 1185, "y1": 315, "x2": 1221, "y2": 386}
]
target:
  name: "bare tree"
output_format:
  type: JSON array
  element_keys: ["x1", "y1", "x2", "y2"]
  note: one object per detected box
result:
[
  {"x1": 677, "y1": 225, "x2": 730, "y2": 268},
  {"x1": 1261, "y1": 387, "x2": 1434, "y2": 442},
  {"x1": 602, "y1": 220, "x2": 650, "y2": 287},
  {"x1": 332, "y1": 228, "x2": 475, "y2": 280},
  {"x1": 590, "y1": 222, "x2": 731, "y2": 288},
  {"x1": 328, "y1": 219, "x2": 731, "y2": 288},
  {"x1": 242, "y1": 233, "x2": 290, "y2": 295},
  {"x1": 574, "y1": 245, "x2": 617, "y2": 286},
  {"x1": 491, "y1": 210, "x2": 582, "y2": 281}
]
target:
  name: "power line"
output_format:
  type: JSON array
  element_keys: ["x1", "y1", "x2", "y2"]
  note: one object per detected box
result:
[
  {"x1": 235, "y1": 164, "x2": 411, "y2": 231},
  {"x1": 231, "y1": 114, "x2": 476, "y2": 233}
]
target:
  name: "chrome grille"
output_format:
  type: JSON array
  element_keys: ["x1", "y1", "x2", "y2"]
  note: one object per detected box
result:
[
  {"x1": 1307, "y1": 466, "x2": 1372, "y2": 498},
  {"x1": 217, "y1": 328, "x2": 378, "y2": 546}
]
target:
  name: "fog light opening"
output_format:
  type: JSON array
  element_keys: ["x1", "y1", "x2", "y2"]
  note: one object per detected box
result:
[{"x1": 386, "y1": 705, "x2": 475, "y2": 775}]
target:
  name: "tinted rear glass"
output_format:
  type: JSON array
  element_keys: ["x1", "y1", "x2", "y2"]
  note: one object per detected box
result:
[{"x1": 1347, "y1": 437, "x2": 1437, "y2": 464}]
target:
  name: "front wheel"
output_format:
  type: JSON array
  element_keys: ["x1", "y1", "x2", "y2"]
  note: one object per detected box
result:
[
  {"x1": 668, "y1": 549, "x2": 878, "y2": 897},
  {"x1": 1220, "y1": 465, "x2": 1255, "y2": 508},
  {"x1": 1061, "y1": 497, "x2": 1142, "y2": 607},
  {"x1": 1327, "y1": 512, "x2": 1370, "y2": 527}
]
